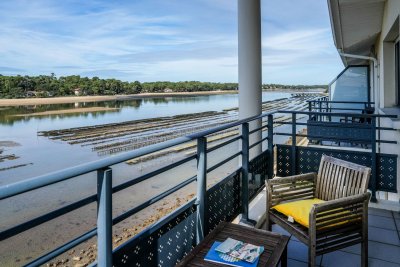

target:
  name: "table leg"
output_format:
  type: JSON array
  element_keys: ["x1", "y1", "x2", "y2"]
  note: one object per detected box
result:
[{"x1": 280, "y1": 245, "x2": 287, "y2": 267}]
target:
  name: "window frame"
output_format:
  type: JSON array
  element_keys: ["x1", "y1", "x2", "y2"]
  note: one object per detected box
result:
[{"x1": 396, "y1": 39, "x2": 400, "y2": 106}]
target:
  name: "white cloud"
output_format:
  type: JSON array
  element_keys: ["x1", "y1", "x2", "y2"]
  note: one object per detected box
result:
[{"x1": 0, "y1": 0, "x2": 343, "y2": 84}]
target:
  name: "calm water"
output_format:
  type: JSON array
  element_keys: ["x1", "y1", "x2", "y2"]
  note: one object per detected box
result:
[{"x1": 0, "y1": 92, "x2": 290, "y2": 184}]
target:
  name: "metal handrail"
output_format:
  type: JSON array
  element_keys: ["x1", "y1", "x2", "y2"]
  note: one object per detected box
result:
[
  {"x1": 276, "y1": 110, "x2": 397, "y2": 118},
  {"x1": 1, "y1": 111, "x2": 272, "y2": 267},
  {"x1": 0, "y1": 112, "x2": 271, "y2": 201},
  {"x1": 307, "y1": 100, "x2": 374, "y2": 104},
  {"x1": 1, "y1": 107, "x2": 398, "y2": 266}
]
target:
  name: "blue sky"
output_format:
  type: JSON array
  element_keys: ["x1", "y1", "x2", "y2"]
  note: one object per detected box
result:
[{"x1": 0, "y1": 0, "x2": 343, "y2": 84}]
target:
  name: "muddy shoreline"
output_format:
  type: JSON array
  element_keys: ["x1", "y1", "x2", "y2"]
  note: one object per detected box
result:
[{"x1": 0, "y1": 91, "x2": 238, "y2": 107}]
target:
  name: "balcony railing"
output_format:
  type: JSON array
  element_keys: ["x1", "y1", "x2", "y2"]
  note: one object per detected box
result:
[
  {"x1": 0, "y1": 109, "x2": 398, "y2": 266},
  {"x1": 273, "y1": 109, "x2": 398, "y2": 202}
]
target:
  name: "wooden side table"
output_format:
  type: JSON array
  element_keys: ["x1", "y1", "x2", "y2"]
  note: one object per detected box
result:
[{"x1": 177, "y1": 222, "x2": 289, "y2": 267}]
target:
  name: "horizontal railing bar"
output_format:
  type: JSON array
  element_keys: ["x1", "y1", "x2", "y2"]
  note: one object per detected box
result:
[
  {"x1": 113, "y1": 154, "x2": 196, "y2": 194},
  {"x1": 274, "y1": 132, "x2": 397, "y2": 144},
  {"x1": 207, "y1": 151, "x2": 242, "y2": 174},
  {"x1": 277, "y1": 110, "x2": 397, "y2": 118},
  {"x1": 249, "y1": 123, "x2": 269, "y2": 134},
  {"x1": 274, "y1": 121, "x2": 308, "y2": 126},
  {"x1": 249, "y1": 135, "x2": 269, "y2": 149},
  {"x1": 379, "y1": 140, "x2": 398, "y2": 144},
  {"x1": 307, "y1": 100, "x2": 374, "y2": 104},
  {"x1": 311, "y1": 108, "x2": 370, "y2": 111},
  {"x1": 206, "y1": 136, "x2": 242, "y2": 153},
  {"x1": 308, "y1": 123, "x2": 373, "y2": 129},
  {"x1": 25, "y1": 229, "x2": 97, "y2": 267},
  {"x1": 113, "y1": 175, "x2": 197, "y2": 225},
  {"x1": 0, "y1": 112, "x2": 274, "y2": 200},
  {"x1": 275, "y1": 121, "x2": 397, "y2": 131},
  {"x1": 0, "y1": 138, "x2": 192, "y2": 201},
  {"x1": 2, "y1": 155, "x2": 197, "y2": 241},
  {"x1": 302, "y1": 133, "x2": 397, "y2": 144},
  {"x1": 0, "y1": 194, "x2": 97, "y2": 241}
]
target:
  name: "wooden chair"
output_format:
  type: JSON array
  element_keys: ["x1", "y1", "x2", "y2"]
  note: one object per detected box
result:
[{"x1": 266, "y1": 155, "x2": 371, "y2": 267}]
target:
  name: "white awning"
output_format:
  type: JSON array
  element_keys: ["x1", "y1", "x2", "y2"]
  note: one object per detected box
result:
[{"x1": 328, "y1": 0, "x2": 385, "y2": 65}]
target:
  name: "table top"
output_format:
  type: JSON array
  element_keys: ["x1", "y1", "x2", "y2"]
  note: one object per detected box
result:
[{"x1": 177, "y1": 222, "x2": 290, "y2": 267}]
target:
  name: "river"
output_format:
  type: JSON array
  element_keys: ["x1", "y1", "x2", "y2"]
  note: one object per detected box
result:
[{"x1": 0, "y1": 92, "x2": 290, "y2": 184}]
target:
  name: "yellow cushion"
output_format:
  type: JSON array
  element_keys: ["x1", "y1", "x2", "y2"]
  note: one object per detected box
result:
[{"x1": 272, "y1": 198, "x2": 325, "y2": 228}]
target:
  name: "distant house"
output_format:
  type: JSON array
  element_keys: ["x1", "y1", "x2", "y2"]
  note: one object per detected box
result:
[
  {"x1": 25, "y1": 91, "x2": 50, "y2": 97},
  {"x1": 164, "y1": 88, "x2": 173, "y2": 93},
  {"x1": 74, "y1": 88, "x2": 81, "y2": 96},
  {"x1": 26, "y1": 91, "x2": 37, "y2": 97}
]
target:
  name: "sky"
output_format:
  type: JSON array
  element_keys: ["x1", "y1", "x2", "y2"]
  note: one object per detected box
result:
[{"x1": 0, "y1": 0, "x2": 344, "y2": 85}]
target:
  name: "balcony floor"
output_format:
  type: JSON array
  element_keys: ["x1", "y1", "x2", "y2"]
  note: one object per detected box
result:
[{"x1": 261, "y1": 208, "x2": 400, "y2": 266}]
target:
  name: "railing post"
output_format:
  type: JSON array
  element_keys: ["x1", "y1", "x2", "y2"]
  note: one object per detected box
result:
[
  {"x1": 240, "y1": 123, "x2": 256, "y2": 226},
  {"x1": 195, "y1": 137, "x2": 207, "y2": 244},
  {"x1": 291, "y1": 113, "x2": 297, "y2": 175},
  {"x1": 308, "y1": 102, "x2": 312, "y2": 112},
  {"x1": 97, "y1": 168, "x2": 113, "y2": 267},
  {"x1": 319, "y1": 102, "x2": 322, "y2": 121},
  {"x1": 371, "y1": 117, "x2": 377, "y2": 202},
  {"x1": 241, "y1": 123, "x2": 250, "y2": 220},
  {"x1": 267, "y1": 114, "x2": 274, "y2": 180}
]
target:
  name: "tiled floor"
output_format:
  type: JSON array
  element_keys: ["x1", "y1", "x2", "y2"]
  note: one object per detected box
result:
[{"x1": 261, "y1": 208, "x2": 400, "y2": 266}]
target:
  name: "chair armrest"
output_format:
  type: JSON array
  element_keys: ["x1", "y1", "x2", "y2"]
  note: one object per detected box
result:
[
  {"x1": 309, "y1": 192, "x2": 371, "y2": 231},
  {"x1": 266, "y1": 173, "x2": 317, "y2": 208}
]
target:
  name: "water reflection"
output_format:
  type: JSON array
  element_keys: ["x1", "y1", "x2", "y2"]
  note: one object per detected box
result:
[{"x1": 0, "y1": 95, "x2": 240, "y2": 125}]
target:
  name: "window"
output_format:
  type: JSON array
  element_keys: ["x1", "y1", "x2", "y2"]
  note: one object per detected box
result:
[
  {"x1": 330, "y1": 65, "x2": 370, "y2": 111},
  {"x1": 396, "y1": 41, "x2": 400, "y2": 106}
]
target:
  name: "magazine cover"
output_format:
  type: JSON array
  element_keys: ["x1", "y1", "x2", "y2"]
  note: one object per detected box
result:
[{"x1": 204, "y1": 241, "x2": 261, "y2": 267}]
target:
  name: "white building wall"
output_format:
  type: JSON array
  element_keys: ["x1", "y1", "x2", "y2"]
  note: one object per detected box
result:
[{"x1": 374, "y1": 0, "x2": 400, "y2": 197}]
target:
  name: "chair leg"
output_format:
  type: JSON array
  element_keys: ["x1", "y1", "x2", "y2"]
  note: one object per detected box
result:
[
  {"x1": 361, "y1": 240, "x2": 368, "y2": 267},
  {"x1": 308, "y1": 244, "x2": 316, "y2": 267},
  {"x1": 265, "y1": 218, "x2": 272, "y2": 231},
  {"x1": 362, "y1": 201, "x2": 368, "y2": 267}
]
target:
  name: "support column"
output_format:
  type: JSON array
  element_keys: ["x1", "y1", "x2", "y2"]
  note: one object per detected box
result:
[{"x1": 238, "y1": 0, "x2": 262, "y2": 157}]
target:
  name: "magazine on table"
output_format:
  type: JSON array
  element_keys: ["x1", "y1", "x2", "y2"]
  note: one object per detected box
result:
[{"x1": 204, "y1": 238, "x2": 264, "y2": 267}]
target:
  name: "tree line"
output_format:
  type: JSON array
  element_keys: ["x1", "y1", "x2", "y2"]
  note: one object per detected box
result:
[{"x1": 0, "y1": 74, "x2": 327, "y2": 98}]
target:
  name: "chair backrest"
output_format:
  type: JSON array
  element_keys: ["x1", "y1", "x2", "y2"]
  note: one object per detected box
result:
[{"x1": 315, "y1": 155, "x2": 371, "y2": 201}]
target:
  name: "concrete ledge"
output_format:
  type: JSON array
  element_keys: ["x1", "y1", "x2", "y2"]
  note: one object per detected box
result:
[
  {"x1": 232, "y1": 188, "x2": 267, "y2": 228},
  {"x1": 369, "y1": 199, "x2": 400, "y2": 212}
]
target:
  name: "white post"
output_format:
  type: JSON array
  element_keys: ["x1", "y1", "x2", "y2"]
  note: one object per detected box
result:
[{"x1": 238, "y1": 0, "x2": 262, "y2": 157}]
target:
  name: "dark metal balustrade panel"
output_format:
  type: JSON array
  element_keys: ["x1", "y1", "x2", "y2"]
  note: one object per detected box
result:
[
  {"x1": 206, "y1": 170, "x2": 242, "y2": 235},
  {"x1": 276, "y1": 145, "x2": 397, "y2": 193},
  {"x1": 307, "y1": 120, "x2": 372, "y2": 143},
  {"x1": 377, "y1": 155, "x2": 398, "y2": 192},
  {"x1": 112, "y1": 204, "x2": 197, "y2": 267},
  {"x1": 277, "y1": 145, "x2": 292, "y2": 177},
  {"x1": 248, "y1": 150, "x2": 269, "y2": 199}
]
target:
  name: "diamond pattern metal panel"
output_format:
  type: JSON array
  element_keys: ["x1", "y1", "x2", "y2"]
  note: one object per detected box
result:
[
  {"x1": 206, "y1": 170, "x2": 242, "y2": 235},
  {"x1": 377, "y1": 155, "x2": 398, "y2": 192},
  {"x1": 113, "y1": 203, "x2": 197, "y2": 267},
  {"x1": 277, "y1": 145, "x2": 291, "y2": 176},
  {"x1": 276, "y1": 145, "x2": 397, "y2": 193}
]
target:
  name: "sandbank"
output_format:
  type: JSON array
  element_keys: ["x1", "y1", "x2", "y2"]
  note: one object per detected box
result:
[{"x1": 0, "y1": 91, "x2": 238, "y2": 107}]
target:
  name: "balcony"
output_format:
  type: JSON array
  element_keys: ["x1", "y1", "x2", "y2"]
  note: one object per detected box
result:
[{"x1": 0, "y1": 105, "x2": 398, "y2": 267}]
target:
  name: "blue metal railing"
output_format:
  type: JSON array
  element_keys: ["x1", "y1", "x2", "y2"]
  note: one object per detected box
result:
[
  {"x1": 273, "y1": 109, "x2": 398, "y2": 202},
  {"x1": 0, "y1": 107, "x2": 398, "y2": 266},
  {"x1": 0, "y1": 112, "x2": 274, "y2": 267}
]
